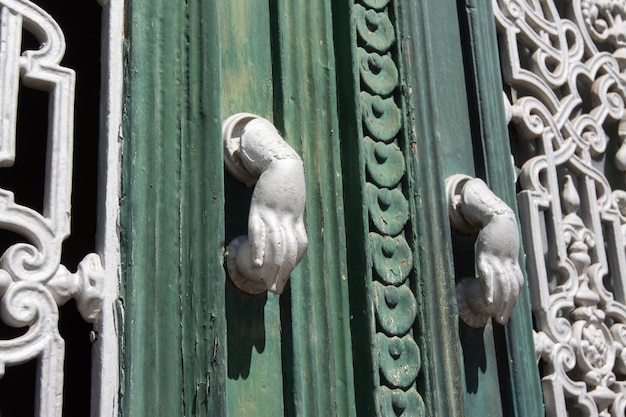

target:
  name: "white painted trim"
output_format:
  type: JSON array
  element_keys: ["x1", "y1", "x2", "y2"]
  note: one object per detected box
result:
[{"x1": 92, "y1": 0, "x2": 123, "y2": 415}]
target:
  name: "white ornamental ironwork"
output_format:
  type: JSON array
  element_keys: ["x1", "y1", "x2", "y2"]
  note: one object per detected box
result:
[
  {"x1": 0, "y1": 1, "x2": 108, "y2": 416},
  {"x1": 495, "y1": 0, "x2": 626, "y2": 415}
]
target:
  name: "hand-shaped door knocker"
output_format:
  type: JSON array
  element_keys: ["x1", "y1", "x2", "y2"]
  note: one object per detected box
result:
[
  {"x1": 223, "y1": 113, "x2": 308, "y2": 294},
  {"x1": 446, "y1": 175, "x2": 524, "y2": 327}
]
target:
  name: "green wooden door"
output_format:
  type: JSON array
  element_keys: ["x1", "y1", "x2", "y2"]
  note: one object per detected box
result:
[
  {"x1": 434, "y1": 1, "x2": 544, "y2": 416},
  {"x1": 121, "y1": 1, "x2": 356, "y2": 416},
  {"x1": 219, "y1": 1, "x2": 354, "y2": 416},
  {"x1": 119, "y1": 0, "x2": 543, "y2": 416}
]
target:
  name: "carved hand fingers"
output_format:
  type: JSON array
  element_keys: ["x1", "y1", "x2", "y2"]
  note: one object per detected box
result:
[
  {"x1": 247, "y1": 212, "x2": 305, "y2": 293},
  {"x1": 224, "y1": 113, "x2": 308, "y2": 295},
  {"x1": 446, "y1": 174, "x2": 524, "y2": 327},
  {"x1": 475, "y1": 253, "x2": 523, "y2": 324}
]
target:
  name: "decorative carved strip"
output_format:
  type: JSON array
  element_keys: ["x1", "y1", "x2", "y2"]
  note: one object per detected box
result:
[
  {"x1": 495, "y1": 0, "x2": 626, "y2": 415},
  {"x1": 0, "y1": 1, "x2": 104, "y2": 416},
  {"x1": 353, "y1": 0, "x2": 426, "y2": 414}
]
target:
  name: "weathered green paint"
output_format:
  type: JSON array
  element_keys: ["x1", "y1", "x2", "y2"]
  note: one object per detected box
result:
[
  {"x1": 449, "y1": 217, "x2": 505, "y2": 415},
  {"x1": 180, "y1": 1, "x2": 226, "y2": 416},
  {"x1": 332, "y1": 0, "x2": 376, "y2": 414},
  {"x1": 218, "y1": 2, "x2": 284, "y2": 417},
  {"x1": 458, "y1": 1, "x2": 544, "y2": 416},
  {"x1": 334, "y1": 1, "x2": 429, "y2": 414},
  {"x1": 335, "y1": 0, "x2": 474, "y2": 414},
  {"x1": 402, "y1": 1, "x2": 508, "y2": 414},
  {"x1": 273, "y1": 1, "x2": 356, "y2": 415},
  {"x1": 121, "y1": 0, "x2": 225, "y2": 416},
  {"x1": 459, "y1": 317, "x2": 505, "y2": 417},
  {"x1": 396, "y1": 0, "x2": 469, "y2": 415},
  {"x1": 121, "y1": 2, "x2": 184, "y2": 415},
  {"x1": 118, "y1": 2, "x2": 544, "y2": 416},
  {"x1": 219, "y1": 1, "x2": 273, "y2": 119}
]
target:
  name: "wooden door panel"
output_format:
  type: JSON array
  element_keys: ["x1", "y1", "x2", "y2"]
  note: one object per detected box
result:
[
  {"x1": 119, "y1": 1, "x2": 547, "y2": 416},
  {"x1": 219, "y1": 2, "x2": 284, "y2": 416}
]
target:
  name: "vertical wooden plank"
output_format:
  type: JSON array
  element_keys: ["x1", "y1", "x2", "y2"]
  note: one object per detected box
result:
[
  {"x1": 403, "y1": 1, "x2": 505, "y2": 416},
  {"x1": 181, "y1": 1, "x2": 226, "y2": 416},
  {"x1": 396, "y1": 0, "x2": 469, "y2": 415},
  {"x1": 272, "y1": 1, "x2": 356, "y2": 416},
  {"x1": 331, "y1": 2, "x2": 375, "y2": 415},
  {"x1": 458, "y1": 1, "x2": 544, "y2": 416},
  {"x1": 219, "y1": 2, "x2": 273, "y2": 117},
  {"x1": 121, "y1": 1, "x2": 226, "y2": 415},
  {"x1": 218, "y1": 3, "x2": 284, "y2": 417},
  {"x1": 120, "y1": 0, "x2": 186, "y2": 415},
  {"x1": 95, "y1": 1, "x2": 124, "y2": 414}
]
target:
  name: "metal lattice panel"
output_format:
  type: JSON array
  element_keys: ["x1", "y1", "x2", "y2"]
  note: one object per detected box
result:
[
  {"x1": 0, "y1": 1, "x2": 122, "y2": 415},
  {"x1": 495, "y1": 0, "x2": 626, "y2": 415}
]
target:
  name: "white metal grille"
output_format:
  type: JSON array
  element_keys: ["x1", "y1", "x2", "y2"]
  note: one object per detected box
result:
[
  {"x1": 495, "y1": 0, "x2": 626, "y2": 415},
  {"x1": 0, "y1": 1, "x2": 122, "y2": 415}
]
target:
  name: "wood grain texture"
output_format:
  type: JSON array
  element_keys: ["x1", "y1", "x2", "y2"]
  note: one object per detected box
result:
[
  {"x1": 458, "y1": 1, "x2": 544, "y2": 416},
  {"x1": 272, "y1": 0, "x2": 356, "y2": 415},
  {"x1": 121, "y1": 1, "x2": 185, "y2": 415},
  {"x1": 218, "y1": 2, "x2": 284, "y2": 417},
  {"x1": 181, "y1": 1, "x2": 226, "y2": 416},
  {"x1": 395, "y1": 0, "x2": 469, "y2": 415},
  {"x1": 121, "y1": 1, "x2": 225, "y2": 415}
]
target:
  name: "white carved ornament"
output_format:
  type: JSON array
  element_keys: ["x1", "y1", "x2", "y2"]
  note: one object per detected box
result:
[
  {"x1": 223, "y1": 113, "x2": 307, "y2": 295},
  {"x1": 446, "y1": 174, "x2": 524, "y2": 328},
  {"x1": 495, "y1": 0, "x2": 626, "y2": 415},
  {"x1": 0, "y1": 1, "x2": 104, "y2": 416}
]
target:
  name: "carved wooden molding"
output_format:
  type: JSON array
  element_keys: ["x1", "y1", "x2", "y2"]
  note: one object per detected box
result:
[
  {"x1": 352, "y1": 0, "x2": 426, "y2": 414},
  {"x1": 495, "y1": 0, "x2": 626, "y2": 415}
]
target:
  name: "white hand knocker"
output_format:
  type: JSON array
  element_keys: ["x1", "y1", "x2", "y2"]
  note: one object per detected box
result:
[
  {"x1": 223, "y1": 113, "x2": 308, "y2": 294},
  {"x1": 446, "y1": 175, "x2": 524, "y2": 327}
]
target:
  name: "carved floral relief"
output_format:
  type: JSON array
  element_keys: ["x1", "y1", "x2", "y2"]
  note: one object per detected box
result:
[{"x1": 353, "y1": 0, "x2": 426, "y2": 415}]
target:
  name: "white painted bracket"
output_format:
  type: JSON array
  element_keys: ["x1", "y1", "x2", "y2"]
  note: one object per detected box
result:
[
  {"x1": 223, "y1": 113, "x2": 307, "y2": 294},
  {"x1": 445, "y1": 174, "x2": 524, "y2": 327}
]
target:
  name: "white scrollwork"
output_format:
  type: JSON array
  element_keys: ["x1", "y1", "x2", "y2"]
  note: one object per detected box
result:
[
  {"x1": 0, "y1": 1, "x2": 105, "y2": 416},
  {"x1": 223, "y1": 113, "x2": 308, "y2": 295},
  {"x1": 495, "y1": 0, "x2": 626, "y2": 415},
  {"x1": 0, "y1": 282, "x2": 65, "y2": 416},
  {"x1": 446, "y1": 174, "x2": 524, "y2": 327}
]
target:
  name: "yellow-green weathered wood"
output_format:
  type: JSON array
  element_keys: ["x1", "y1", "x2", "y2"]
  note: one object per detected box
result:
[{"x1": 219, "y1": 2, "x2": 284, "y2": 417}]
